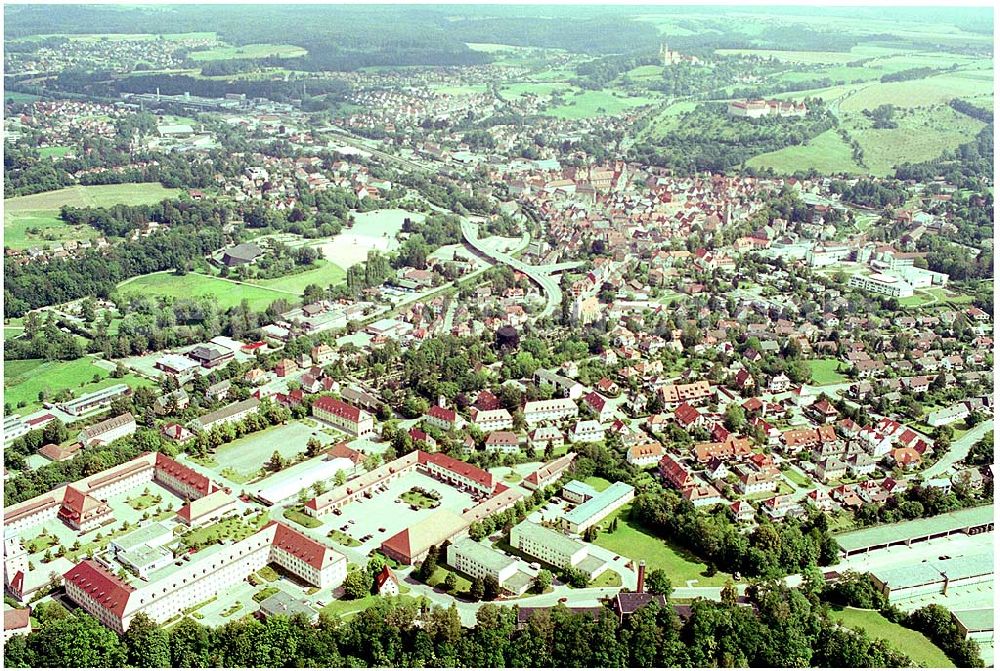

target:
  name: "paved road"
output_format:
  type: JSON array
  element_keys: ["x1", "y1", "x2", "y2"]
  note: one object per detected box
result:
[
  {"x1": 922, "y1": 419, "x2": 992, "y2": 477},
  {"x1": 460, "y1": 218, "x2": 581, "y2": 319}
]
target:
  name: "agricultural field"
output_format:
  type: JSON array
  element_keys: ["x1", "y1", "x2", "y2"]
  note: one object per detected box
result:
[
  {"x1": 838, "y1": 69, "x2": 994, "y2": 112},
  {"x1": 3, "y1": 356, "x2": 152, "y2": 413},
  {"x1": 640, "y1": 100, "x2": 699, "y2": 139},
  {"x1": 188, "y1": 43, "x2": 308, "y2": 61},
  {"x1": 249, "y1": 260, "x2": 347, "y2": 294},
  {"x1": 117, "y1": 272, "x2": 292, "y2": 312},
  {"x1": 829, "y1": 607, "x2": 954, "y2": 668},
  {"x1": 746, "y1": 129, "x2": 864, "y2": 175},
  {"x1": 4, "y1": 183, "x2": 182, "y2": 249},
  {"x1": 593, "y1": 505, "x2": 729, "y2": 587},
  {"x1": 541, "y1": 89, "x2": 660, "y2": 119}
]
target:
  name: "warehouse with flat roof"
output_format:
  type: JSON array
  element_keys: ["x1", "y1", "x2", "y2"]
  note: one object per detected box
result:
[
  {"x1": 835, "y1": 505, "x2": 994, "y2": 556},
  {"x1": 869, "y1": 551, "x2": 993, "y2": 604}
]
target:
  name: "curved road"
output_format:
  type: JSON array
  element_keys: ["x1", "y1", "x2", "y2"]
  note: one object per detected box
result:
[{"x1": 460, "y1": 218, "x2": 580, "y2": 319}]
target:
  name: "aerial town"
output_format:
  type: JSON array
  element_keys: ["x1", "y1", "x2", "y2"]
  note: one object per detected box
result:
[{"x1": 2, "y1": 3, "x2": 995, "y2": 669}]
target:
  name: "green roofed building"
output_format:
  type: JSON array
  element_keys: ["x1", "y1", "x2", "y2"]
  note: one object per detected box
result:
[
  {"x1": 952, "y1": 608, "x2": 994, "y2": 643},
  {"x1": 869, "y1": 551, "x2": 993, "y2": 604},
  {"x1": 835, "y1": 505, "x2": 994, "y2": 556},
  {"x1": 446, "y1": 537, "x2": 533, "y2": 596},
  {"x1": 559, "y1": 481, "x2": 635, "y2": 534},
  {"x1": 509, "y1": 520, "x2": 609, "y2": 580}
]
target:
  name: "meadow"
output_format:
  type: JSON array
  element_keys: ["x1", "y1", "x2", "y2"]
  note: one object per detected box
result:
[
  {"x1": 249, "y1": 260, "x2": 347, "y2": 294},
  {"x1": 829, "y1": 607, "x2": 954, "y2": 668},
  {"x1": 4, "y1": 357, "x2": 152, "y2": 413},
  {"x1": 838, "y1": 70, "x2": 993, "y2": 112},
  {"x1": 4, "y1": 183, "x2": 181, "y2": 249},
  {"x1": 746, "y1": 129, "x2": 864, "y2": 175},
  {"x1": 188, "y1": 43, "x2": 308, "y2": 61},
  {"x1": 541, "y1": 89, "x2": 660, "y2": 119},
  {"x1": 117, "y1": 272, "x2": 291, "y2": 312}
]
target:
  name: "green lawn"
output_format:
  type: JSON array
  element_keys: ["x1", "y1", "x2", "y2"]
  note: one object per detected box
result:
[
  {"x1": 283, "y1": 507, "x2": 322, "y2": 529},
  {"x1": 592, "y1": 505, "x2": 729, "y2": 587},
  {"x1": 4, "y1": 356, "x2": 152, "y2": 414},
  {"x1": 809, "y1": 358, "x2": 850, "y2": 385},
  {"x1": 4, "y1": 183, "x2": 181, "y2": 249},
  {"x1": 38, "y1": 146, "x2": 72, "y2": 159},
  {"x1": 117, "y1": 272, "x2": 291, "y2": 311},
  {"x1": 249, "y1": 260, "x2": 346, "y2": 294},
  {"x1": 327, "y1": 529, "x2": 361, "y2": 547},
  {"x1": 189, "y1": 43, "x2": 307, "y2": 61},
  {"x1": 746, "y1": 129, "x2": 864, "y2": 175},
  {"x1": 181, "y1": 512, "x2": 268, "y2": 549},
  {"x1": 428, "y1": 565, "x2": 472, "y2": 596},
  {"x1": 830, "y1": 607, "x2": 954, "y2": 667},
  {"x1": 582, "y1": 476, "x2": 612, "y2": 492},
  {"x1": 498, "y1": 82, "x2": 574, "y2": 101},
  {"x1": 320, "y1": 594, "x2": 419, "y2": 620},
  {"x1": 781, "y1": 467, "x2": 811, "y2": 488},
  {"x1": 401, "y1": 490, "x2": 439, "y2": 510},
  {"x1": 590, "y1": 569, "x2": 622, "y2": 588}
]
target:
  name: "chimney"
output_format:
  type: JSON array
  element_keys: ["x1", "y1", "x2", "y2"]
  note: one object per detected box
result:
[{"x1": 637, "y1": 560, "x2": 646, "y2": 593}]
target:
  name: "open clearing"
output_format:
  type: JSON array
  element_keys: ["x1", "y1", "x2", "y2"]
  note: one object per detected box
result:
[
  {"x1": 830, "y1": 607, "x2": 954, "y2": 667},
  {"x1": 4, "y1": 183, "x2": 181, "y2": 249},
  {"x1": 4, "y1": 356, "x2": 152, "y2": 413},
  {"x1": 188, "y1": 43, "x2": 307, "y2": 61},
  {"x1": 316, "y1": 208, "x2": 423, "y2": 269},
  {"x1": 747, "y1": 129, "x2": 863, "y2": 175},
  {"x1": 249, "y1": 260, "x2": 346, "y2": 294},
  {"x1": 542, "y1": 89, "x2": 659, "y2": 119},
  {"x1": 117, "y1": 272, "x2": 291, "y2": 312},
  {"x1": 808, "y1": 358, "x2": 850, "y2": 385},
  {"x1": 843, "y1": 105, "x2": 986, "y2": 176},
  {"x1": 593, "y1": 504, "x2": 729, "y2": 587}
]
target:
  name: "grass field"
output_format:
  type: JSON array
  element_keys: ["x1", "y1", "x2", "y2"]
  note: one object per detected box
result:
[
  {"x1": 593, "y1": 505, "x2": 729, "y2": 587},
  {"x1": 542, "y1": 89, "x2": 660, "y2": 119},
  {"x1": 590, "y1": 569, "x2": 623, "y2": 588},
  {"x1": 641, "y1": 100, "x2": 700, "y2": 139},
  {"x1": 582, "y1": 476, "x2": 612, "y2": 492},
  {"x1": 830, "y1": 607, "x2": 954, "y2": 667},
  {"x1": 320, "y1": 594, "x2": 419, "y2": 621},
  {"x1": 746, "y1": 129, "x2": 864, "y2": 175},
  {"x1": 4, "y1": 183, "x2": 181, "y2": 249},
  {"x1": 38, "y1": 146, "x2": 72, "y2": 158},
  {"x1": 809, "y1": 358, "x2": 850, "y2": 385},
  {"x1": 249, "y1": 260, "x2": 346, "y2": 294},
  {"x1": 4, "y1": 356, "x2": 152, "y2": 413},
  {"x1": 498, "y1": 82, "x2": 574, "y2": 100},
  {"x1": 117, "y1": 272, "x2": 291, "y2": 311},
  {"x1": 188, "y1": 43, "x2": 307, "y2": 61},
  {"x1": 843, "y1": 105, "x2": 987, "y2": 176},
  {"x1": 839, "y1": 70, "x2": 994, "y2": 112}
]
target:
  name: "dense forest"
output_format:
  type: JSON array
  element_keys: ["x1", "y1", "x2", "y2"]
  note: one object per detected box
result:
[{"x1": 5, "y1": 582, "x2": 925, "y2": 668}]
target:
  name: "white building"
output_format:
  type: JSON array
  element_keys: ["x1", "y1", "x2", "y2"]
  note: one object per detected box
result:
[
  {"x1": 849, "y1": 272, "x2": 914, "y2": 298},
  {"x1": 569, "y1": 420, "x2": 604, "y2": 443},
  {"x1": 446, "y1": 537, "x2": 532, "y2": 596},
  {"x1": 469, "y1": 407, "x2": 513, "y2": 432},
  {"x1": 522, "y1": 398, "x2": 578, "y2": 425},
  {"x1": 509, "y1": 521, "x2": 607, "y2": 580}
]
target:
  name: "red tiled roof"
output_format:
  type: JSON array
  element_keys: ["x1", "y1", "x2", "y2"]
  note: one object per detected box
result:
[
  {"x1": 674, "y1": 402, "x2": 700, "y2": 427},
  {"x1": 419, "y1": 451, "x2": 494, "y2": 489},
  {"x1": 4, "y1": 608, "x2": 30, "y2": 632},
  {"x1": 659, "y1": 453, "x2": 691, "y2": 489},
  {"x1": 155, "y1": 453, "x2": 215, "y2": 496},
  {"x1": 374, "y1": 565, "x2": 398, "y2": 590},
  {"x1": 473, "y1": 390, "x2": 502, "y2": 411},
  {"x1": 63, "y1": 559, "x2": 135, "y2": 618},
  {"x1": 265, "y1": 521, "x2": 337, "y2": 570},
  {"x1": 428, "y1": 405, "x2": 457, "y2": 422},
  {"x1": 313, "y1": 396, "x2": 362, "y2": 423}
]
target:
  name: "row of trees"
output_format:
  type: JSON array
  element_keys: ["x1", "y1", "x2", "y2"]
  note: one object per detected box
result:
[{"x1": 6, "y1": 580, "x2": 919, "y2": 668}]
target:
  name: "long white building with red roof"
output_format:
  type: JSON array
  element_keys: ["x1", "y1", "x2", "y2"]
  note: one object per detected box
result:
[
  {"x1": 312, "y1": 395, "x2": 375, "y2": 437},
  {"x1": 62, "y1": 521, "x2": 346, "y2": 633}
]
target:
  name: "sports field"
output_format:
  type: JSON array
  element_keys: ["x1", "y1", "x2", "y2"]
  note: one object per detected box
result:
[
  {"x1": 593, "y1": 505, "x2": 729, "y2": 587},
  {"x1": 747, "y1": 129, "x2": 864, "y2": 175},
  {"x1": 4, "y1": 357, "x2": 151, "y2": 413},
  {"x1": 830, "y1": 607, "x2": 954, "y2": 667},
  {"x1": 117, "y1": 272, "x2": 292, "y2": 312},
  {"x1": 188, "y1": 43, "x2": 307, "y2": 61},
  {"x1": 4, "y1": 183, "x2": 181, "y2": 249}
]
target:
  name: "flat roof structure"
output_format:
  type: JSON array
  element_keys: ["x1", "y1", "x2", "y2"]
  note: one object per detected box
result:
[
  {"x1": 836, "y1": 505, "x2": 994, "y2": 555},
  {"x1": 953, "y1": 608, "x2": 994, "y2": 635},
  {"x1": 450, "y1": 537, "x2": 516, "y2": 575},
  {"x1": 112, "y1": 523, "x2": 173, "y2": 552},
  {"x1": 561, "y1": 481, "x2": 634, "y2": 528}
]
